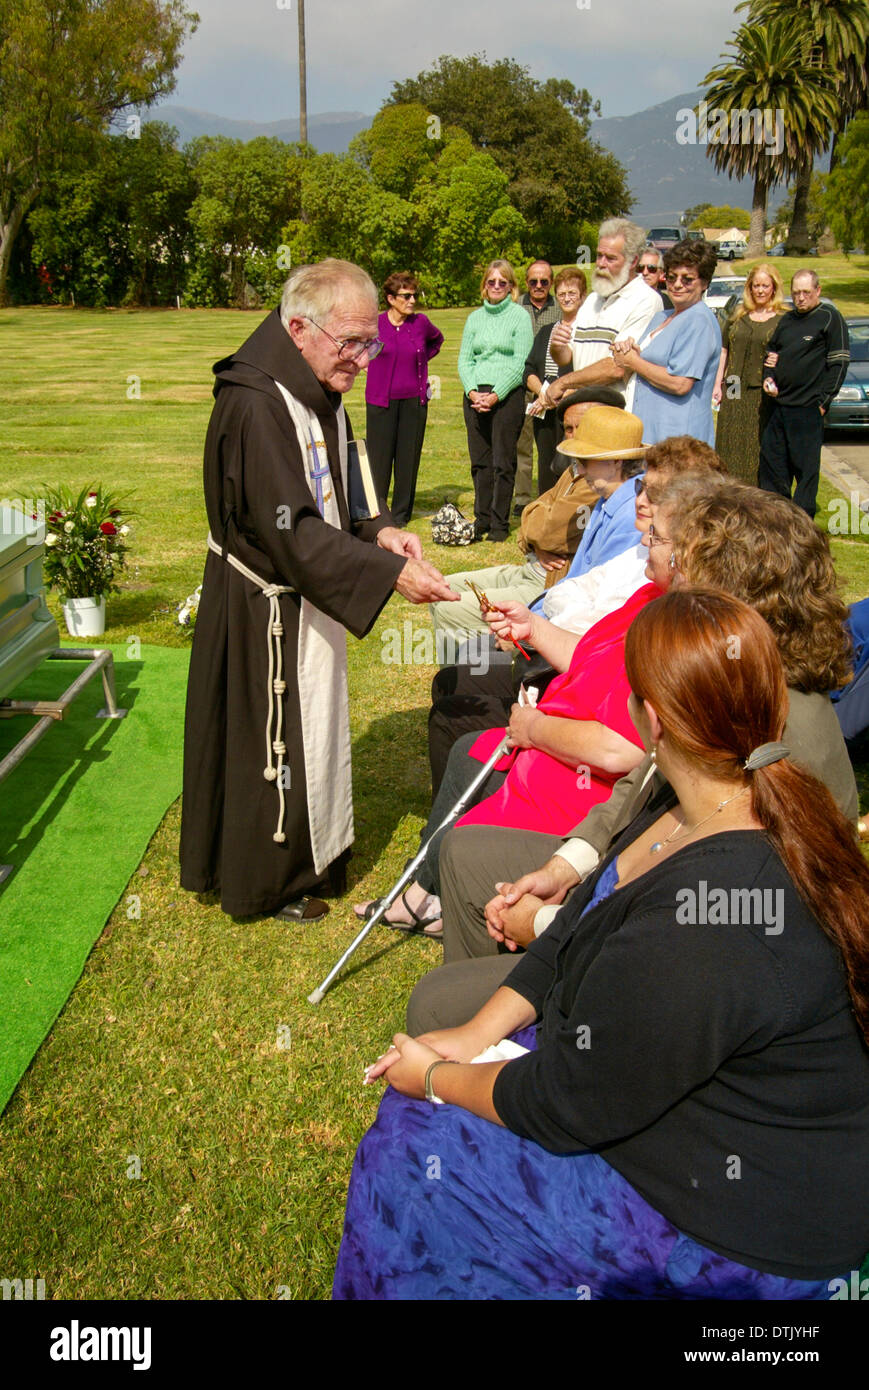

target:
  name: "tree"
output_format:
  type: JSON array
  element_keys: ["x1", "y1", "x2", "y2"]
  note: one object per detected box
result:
[
  {"x1": 387, "y1": 54, "x2": 630, "y2": 262},
  {"x1": 826, "y1": 113, "x2": 869, "y2": 253},
  {"x1": 0, "y1": 0, "x2": 196, "y2": 303},
  {"x1": 740, "y1": 0, "x2": 869, "y2": 249},
  {"x1": 771, "y1": 173, "x2": 828, "y2": 246},
  {"x1": 688, "y1": 205, "x2": 751, "y2": 231},
  {"x1": 186, "y1": 137, "x2": 300, "y2": 307},
  {"x1": 700, "y1": 19, "x2": 839, "y2": 258},
  {"x1": 28, "y1": 123, "x2": 193, "y2": 306}
]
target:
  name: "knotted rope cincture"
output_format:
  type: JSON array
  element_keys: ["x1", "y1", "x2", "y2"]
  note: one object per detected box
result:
[{"x1": 207, "y1": 534, "x2": 294, "y2": 843}]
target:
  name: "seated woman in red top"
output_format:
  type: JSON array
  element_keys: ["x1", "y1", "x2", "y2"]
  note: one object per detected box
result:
[{"x1": 354, "y1": 577, "x2": 662, "y2": 937}]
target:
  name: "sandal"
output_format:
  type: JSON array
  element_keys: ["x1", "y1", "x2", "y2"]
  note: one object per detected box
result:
[{"x1": 354, "y1": 892, "x2": 443, "y2": 939}]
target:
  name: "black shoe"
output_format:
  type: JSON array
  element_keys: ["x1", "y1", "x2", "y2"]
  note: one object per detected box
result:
[
  {"x1": 488, "y1": 531, "x2": 509, "y2": 542},
  {"x1": 274, "y1": 896, "x2": 330, "y2": 923}
]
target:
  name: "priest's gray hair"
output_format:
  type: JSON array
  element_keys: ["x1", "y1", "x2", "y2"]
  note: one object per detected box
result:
[
  {"x1": 597, "y1": 219, "x2": 648, "y2": 264},
  {"x1": 280, "y1": 259, "x2": 378, "y2": 329}
]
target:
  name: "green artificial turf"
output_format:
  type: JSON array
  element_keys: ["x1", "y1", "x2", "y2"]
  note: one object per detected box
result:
[{"x1": 0, "y1": 645, "x2": 189, "y2": 1113}]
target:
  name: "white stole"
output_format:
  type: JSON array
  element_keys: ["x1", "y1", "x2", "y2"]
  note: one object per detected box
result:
[{"x1": 273, "y1": 382, "x2": 353, "y2": 875}]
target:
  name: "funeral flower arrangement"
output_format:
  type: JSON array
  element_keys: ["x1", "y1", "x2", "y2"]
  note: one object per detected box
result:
[{"x1": 42, "y1": 484, "x2": 132, "y2": 600}]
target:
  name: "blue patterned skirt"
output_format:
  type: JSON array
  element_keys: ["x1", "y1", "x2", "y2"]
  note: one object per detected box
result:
[{"x1": 333, "y1": 1028, "x2": 833, "y2": 1301}]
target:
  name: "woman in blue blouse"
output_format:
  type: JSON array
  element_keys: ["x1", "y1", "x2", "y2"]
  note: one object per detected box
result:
[
  {"x1": 611, "y1": 239, "x2": 721, "y2": 446},
  {"x1": 365, "y1": 271, "x2": 443, "y2": 526}
]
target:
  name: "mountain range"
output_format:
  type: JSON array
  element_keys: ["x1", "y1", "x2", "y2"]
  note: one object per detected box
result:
[{"x1": 148, "y1": 90, "x2": 823, "y2": 225}]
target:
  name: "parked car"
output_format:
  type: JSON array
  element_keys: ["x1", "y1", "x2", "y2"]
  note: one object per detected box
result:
[
  {"x1": 705, "y1": 276, "x2": 747, "y2": 312},
  {"x1": 716, "y1": 239, "x2": 748, "y2": 261},
  {"x1": 767, "y1": 243, "x2": 819, "y2": 256},
  {"x1": 646, "y1": 227, "x2": 682, "y2": 254},
  {"x1": 825, "y1": 318, "x2": 869, "y2": 431}
]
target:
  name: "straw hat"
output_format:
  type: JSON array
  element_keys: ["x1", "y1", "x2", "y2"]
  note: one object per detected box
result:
[{"x1": 556, "y1": 404, "x2": 647, "y2": 460}]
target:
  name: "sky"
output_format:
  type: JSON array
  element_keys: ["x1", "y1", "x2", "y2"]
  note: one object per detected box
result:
[{"x1": 158, "y1": 0, "x2": 745, "y2": 125}]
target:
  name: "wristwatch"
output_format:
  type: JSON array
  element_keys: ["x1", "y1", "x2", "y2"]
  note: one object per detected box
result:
[{"x1": 424, "y1": 1059, "x2": 456, "y2": 1104}]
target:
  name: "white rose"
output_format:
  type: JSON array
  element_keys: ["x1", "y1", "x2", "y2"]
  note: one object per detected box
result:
[
  {"x1": 45, "y1": 532, "x2": 59, "y2": 547},
  {"x1": 85, "y1": 495, "x2": 98, "y2": 508},
  {"x1": 64, "y1": 520, "x2": 75, "y2": 533},
  {"x1": 119, "y1": 525, "x2": 130, "y2": 535}
]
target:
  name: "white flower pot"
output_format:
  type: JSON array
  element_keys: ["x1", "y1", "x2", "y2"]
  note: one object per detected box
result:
[{"x1": 62, "y1": 595, "x2": 106, "y2": 638}]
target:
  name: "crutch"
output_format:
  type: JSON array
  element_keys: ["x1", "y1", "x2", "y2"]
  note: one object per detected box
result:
[{"x1": 308, "y1": 686, "x2": 537, "y2": 1004}]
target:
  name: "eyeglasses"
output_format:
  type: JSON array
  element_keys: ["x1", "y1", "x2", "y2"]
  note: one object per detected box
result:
[
  {"x1": 395, "y1": 291, "x2": 418, "y2": 300},
  {"x1": 665, "y1": 273, "x2": 699, "y2": 286},
  {"x1": 647, "y1": 522, "x2": 673, "y2": 547},
  {"x1": 638, "y1": 263, "x2": 659, "y2": 274},
  {"x1": 486, "y1": 278, "x2": 510, "y2": 288},
  {"x1": 528, "y1": 277, "x2": 550, "y2": 287},
  {"x1": 634, "y1": 477, "x2": 648, "y2": 496},
  {"x1": 305, "y1": 317, "x2": 383, "y2": 362}
]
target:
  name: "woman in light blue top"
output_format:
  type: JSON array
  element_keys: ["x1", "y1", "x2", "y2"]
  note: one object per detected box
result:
[
  {"x1": 611, "y1": 240, "x2": 721, "y2": 447},
  {"x1": 458, "y1": 260, "x2": 534, "y2": 541}
]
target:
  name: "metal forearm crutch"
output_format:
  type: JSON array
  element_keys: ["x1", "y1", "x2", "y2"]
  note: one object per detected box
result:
[{"x1": 307, "y1": 735, "x2": 510, "y2": 1004}]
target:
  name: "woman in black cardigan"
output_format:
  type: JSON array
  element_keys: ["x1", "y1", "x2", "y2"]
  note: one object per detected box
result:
[{"x1": 335, "y1": 589, "x2": 869, "y2": 1300}]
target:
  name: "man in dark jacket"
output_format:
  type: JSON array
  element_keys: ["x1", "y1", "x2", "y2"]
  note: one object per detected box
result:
[{"x1": 759, "y1": 271, "x2": 850, "y2": 516}]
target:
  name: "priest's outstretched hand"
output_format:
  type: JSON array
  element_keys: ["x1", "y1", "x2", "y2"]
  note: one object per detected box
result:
[{"x1": 393, "y1": 557, "x2": 460, "y2": 604}]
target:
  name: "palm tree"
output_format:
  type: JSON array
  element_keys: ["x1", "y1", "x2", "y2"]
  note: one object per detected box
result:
[
  {"x1": 700, "y1": 19, "x2": 840, "y2": 258},
  {"x1": 740, "y1": 0, "x2": 869, "y2": 249}
]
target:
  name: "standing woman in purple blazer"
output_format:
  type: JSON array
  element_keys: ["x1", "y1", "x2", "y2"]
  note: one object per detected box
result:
[{"x1": 365, "y1": 272, "x2": 444, "y2": 527}]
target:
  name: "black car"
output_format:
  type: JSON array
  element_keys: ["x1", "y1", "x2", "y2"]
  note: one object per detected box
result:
[{"x1": 826, "y1": 318, "x2": 869, "y2": 431}]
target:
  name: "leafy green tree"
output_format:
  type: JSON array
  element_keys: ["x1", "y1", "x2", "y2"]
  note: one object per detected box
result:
[
  {"x1": 740, "y1": 0, "x2": 869, "y2": 249},
  {"x1": 826, "y1": 113, "x2": 869, "y2": 253},
  {"x1": 700, "y1": 19, "x2": 839, "y2": 257},
  {"x1": 186, "y1": 137, "x2": 300, "y2": 307},
  {"x1": 280, "y1": 117, "x2": 527, "y2": 305},
  {"x1": 0, "y1": 0, "x2": 196, "y2": 303},
  {"x1": 688, "y1": 205, "x2": 750, "y2": 231},
  {"x1": 28, "y1": 124, "x2": 193, "y2": 306},
  {"x1": 388, "y1": 55, "x2": 630, "y2": 261}
]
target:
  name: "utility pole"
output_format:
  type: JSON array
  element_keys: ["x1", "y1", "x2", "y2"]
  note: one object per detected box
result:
[{"x1": 298, "y1": 0, "x2": 308, "y2": 146}]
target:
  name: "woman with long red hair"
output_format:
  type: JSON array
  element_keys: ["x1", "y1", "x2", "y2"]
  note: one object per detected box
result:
[{"x1": 335, "y1": 589, "x2": 869, "y2": 1300}]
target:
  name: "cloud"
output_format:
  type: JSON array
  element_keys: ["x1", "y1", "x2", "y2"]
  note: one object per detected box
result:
[{"x1": 166, "y1": 0, "x2": 742, "y2": 122}]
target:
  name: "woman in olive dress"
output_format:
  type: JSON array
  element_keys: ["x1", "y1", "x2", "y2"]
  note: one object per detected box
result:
[{"x1": 712, "y1": 263, "x2": 785, "y2": 485}]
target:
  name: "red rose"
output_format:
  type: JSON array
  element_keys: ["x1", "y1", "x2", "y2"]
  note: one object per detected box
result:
[{"x1": 100, "y1": 521, "x2": 117, "y2": 536}]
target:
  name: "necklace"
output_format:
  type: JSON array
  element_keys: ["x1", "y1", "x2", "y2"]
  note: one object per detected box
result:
[{"x1": 649, "y1": 786, "x2": 748, "y2": 854}]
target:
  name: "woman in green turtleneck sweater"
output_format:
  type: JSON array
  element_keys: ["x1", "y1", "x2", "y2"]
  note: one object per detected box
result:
[{"x1": 458, "y1": 260, "x2": 534, "y2": 541}]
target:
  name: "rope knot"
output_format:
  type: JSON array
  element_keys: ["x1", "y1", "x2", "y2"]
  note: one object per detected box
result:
[
  {"x1": 273, "y1": 679, "x2": 286, "y2": 694},
  {"x1": 270, "y1": 622, "x2": 284, "y2": 636},
  {"x1": 273, "y1": 831, "x2": 287, "y2": 843},
  {"x1": 272, "y1": 741, "x2": 286, "y2": 755},
  {"x1": 263, "y1": 766, "x2": 278, "y2": 782}
]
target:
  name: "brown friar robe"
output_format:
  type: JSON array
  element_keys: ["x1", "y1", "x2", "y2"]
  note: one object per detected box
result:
[{"x1": 179, "y1": 309, "x2": 405, "y2": 916}]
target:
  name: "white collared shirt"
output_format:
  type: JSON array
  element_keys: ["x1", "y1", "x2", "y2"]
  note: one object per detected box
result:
[{"x1": 570, "y1": 276, "x2": 663, "y2": 409}]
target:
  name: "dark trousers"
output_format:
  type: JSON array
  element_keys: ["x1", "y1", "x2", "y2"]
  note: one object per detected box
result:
[
  {"x1": 429, "y1": 656, "x2": 516, "y2": 795},
  {"x1": 463, "y1": 387, "x2": 526, "y2": 538},
  {"x1": 415, "y1": 732, "x2": 507, "y2": 896},
  {"x1": 407, "y1": 824, "x2": 564, "y2": 1030},
  {"x1": 758, "y1": 403, "x2": 825, "y2": 518},
  {"x1": 533, "y1": 410, "x2": 563, "y2": 496},
  {"x1": 366, "y1": 396, "x2": 428, "y2": 527}
]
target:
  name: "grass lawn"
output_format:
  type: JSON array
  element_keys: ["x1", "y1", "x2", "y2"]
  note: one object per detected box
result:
[{"x1": 1, "y1": 292, "x2": 868, "y2": 1301}]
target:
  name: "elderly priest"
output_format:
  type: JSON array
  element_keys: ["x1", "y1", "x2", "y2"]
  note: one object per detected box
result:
[{"x1": 180, "y1": 259, "x2": 456, "y2": 922}]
